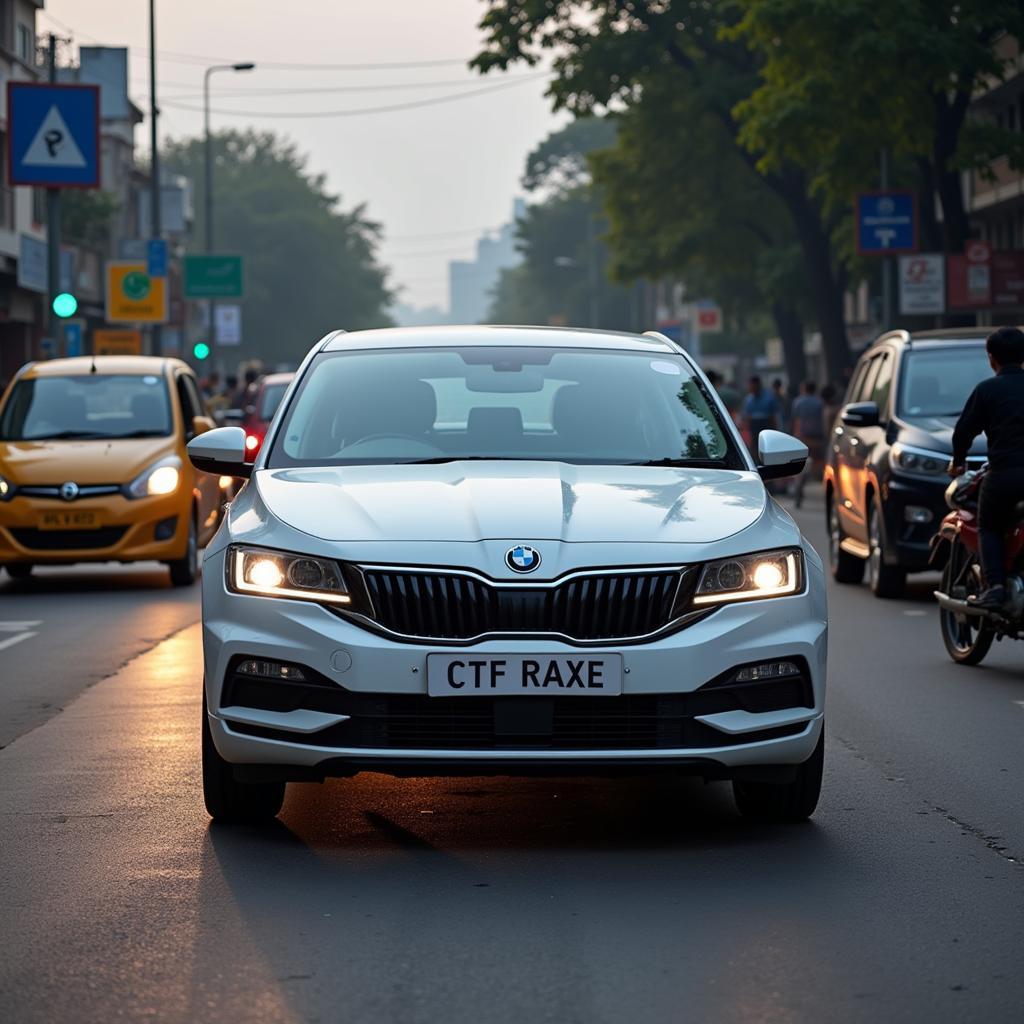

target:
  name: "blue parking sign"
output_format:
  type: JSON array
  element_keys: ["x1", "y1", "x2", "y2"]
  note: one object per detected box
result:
[
  {"x1": 856, "y1": 192, "x2": 917, "y2": 255},
  {"x1": 147, "y1": 239, "x2": 168, "y2": 278},
  {"x1": 6, "y1": 82, "x2": 100, "y2": 188}
]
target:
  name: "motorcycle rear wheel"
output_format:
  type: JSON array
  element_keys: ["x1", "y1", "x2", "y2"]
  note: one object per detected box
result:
[{"x1": 939, "y1": 553, "x2": 995, "y2": 666}]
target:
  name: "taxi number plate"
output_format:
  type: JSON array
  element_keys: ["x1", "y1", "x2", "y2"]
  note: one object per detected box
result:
[
  {"x1": 39, "y1": 510, "x2": 99, "y2": 530},
  {"x1": 427, "y1": 654, "x2": 623, "y2": 697}
]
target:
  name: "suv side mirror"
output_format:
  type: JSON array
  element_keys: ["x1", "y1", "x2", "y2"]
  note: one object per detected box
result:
[
  {"x1": 841, "y1": 401, "x2": 880, "y2": 428},
  {"x1": 187, "y1": 426, "x2": 252, "y2": 479},
  {"x1": 757, "y1": 429, "x2": 808, "y2": 481}
]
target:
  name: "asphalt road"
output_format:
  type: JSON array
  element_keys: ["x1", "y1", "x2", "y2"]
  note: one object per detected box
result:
[{"x1": 1, "y1": 489, "x2": 1022, "y2": 1023}]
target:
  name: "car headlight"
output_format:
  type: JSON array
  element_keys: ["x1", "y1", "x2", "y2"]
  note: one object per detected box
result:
[
  {"x1": 127, "y1": 456, "x2": 182, "y2": 499},
  {"x1": 0, "y1": 473, "x2": 12, "y2": 501},
  {"x1": 692, "y1": 549, "x2": 803, "y2": 606},
  {"x1": 890, "y1": 443, "x2": 949, "y2": 480},
  {"x1": 228, "y1": 546, "x2": 351, "y2": 605}
]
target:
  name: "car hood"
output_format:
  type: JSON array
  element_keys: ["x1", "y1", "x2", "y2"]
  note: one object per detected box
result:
[
  {"x1": 0, "y1": 437, "x2": 176, "y2": 485},
  {"x1": 897, "y1": 416, "x2": 987, "y2": 455},
  {"x1": 253, "y1": 461, "x2": 767, "y2": 544}
]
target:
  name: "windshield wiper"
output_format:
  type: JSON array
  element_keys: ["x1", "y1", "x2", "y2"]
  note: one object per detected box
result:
[
  {"x1": 628, "y1": 458, "x2": 729, "y2": 468},
  {"x1": 25, "y1": 430, "x2": 107, "y2": 441},
  {"x1": 110, "y1": 429, "x2": 168, "y2": 439},
  {"x1": 401, "y1": 456, "x2": 530, "y2": 465}
]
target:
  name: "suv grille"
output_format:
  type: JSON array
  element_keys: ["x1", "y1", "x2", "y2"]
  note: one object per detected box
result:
[{"x1": 358, "y1": 567, "x2": 692, "y2": 642}]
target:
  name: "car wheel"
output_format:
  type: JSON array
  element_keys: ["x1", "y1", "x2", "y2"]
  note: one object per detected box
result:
[
  {"x1": 5, "y1": 563, "x2": 33, "y2": 580},
  {"x1": 733, "y1": 729, "x2": 824, "y2": 823},
  {"x1": 939, "y1": 551, "x2": 995, "y2": 666},
  {"x1": 168, "y1": 512, "x2": 198, "y2": 587},
  {"x1": 202, "y1": 689, "x2": 285, "y2": 823},
  {"x1": 868, "y1": 496, "x2": 905, "y2": 598},
  {"x1": 827, "y1": 494, "x2": 864, "y2": 584}
]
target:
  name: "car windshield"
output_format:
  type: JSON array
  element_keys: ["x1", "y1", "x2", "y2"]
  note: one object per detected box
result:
[
  {"x1": 259, "y1": 381, "x2": 289, "y2": 421},
  {"x1": 898, "y1": 345, "x2": 992, "y2": 419},
  {"x1": 269, "y1": 346, "x2": 744, "y2": 468},
  {"x1": 0, "y1": 374, "x2": 173, "y2": 441}
]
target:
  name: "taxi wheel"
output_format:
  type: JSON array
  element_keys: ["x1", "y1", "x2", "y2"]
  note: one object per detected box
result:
[
  {"x1": 5, "y1": 564, "x2": 33, "y2": 580},
  {"x1": 168, "y1": 512, "x2": 198, "y2": 587},
  {"x1": 202, "y1": 689, "x2": 286, "y2": 823},
  {"x1": 732, "y1": 730, "x2": 824, "y2": 823}
]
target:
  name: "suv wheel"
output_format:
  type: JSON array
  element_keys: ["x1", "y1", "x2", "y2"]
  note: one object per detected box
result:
[
  {"x1": 202, "y1": 690, "x2": 285, "y2": 823},
  {"x1": 733, "y1": 729, "x2": 824, "y2": 822},
  {"x1": 827, "y1": 494, "x2": 864, "y2": 584},
  {"x1": 868, "y1": 496, "x2": 905, "y2": 598}
]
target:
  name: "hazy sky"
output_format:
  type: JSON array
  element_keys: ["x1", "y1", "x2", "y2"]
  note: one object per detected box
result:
[{"x1": 42, "y1": 1, "x2": 563, "y2": 311}]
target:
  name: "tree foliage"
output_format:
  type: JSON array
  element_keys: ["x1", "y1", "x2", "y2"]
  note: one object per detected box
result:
[
  {"x1": 162, "y1": 130, "x2": 392, "y2": 365},
  {"x1": 61, "y1": 190, "x2": 119, "y2": 248}
]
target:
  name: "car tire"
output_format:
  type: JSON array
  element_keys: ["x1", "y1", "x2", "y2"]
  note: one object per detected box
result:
[
  {"x1": 5, "y1": 563, "x2": 33, "y2": 580},
  {"x1": 168, "y1": 512, "x2": 198, "y2": 587},
  {"x1": 732, "y1": 729, "x2": 824, "y2": 823},
  {"x1": 939, "y1": 551, "x2": 995, "y2": 666},
  {"x1": 202, "y1": 690, "x2": 285, "y2": 823},
  {"x1": 827, "y1": 493, "x2": 864, "y2": 584},
  {"x1": 868, "y1": 496, "x2": 905, "y2": 599}
]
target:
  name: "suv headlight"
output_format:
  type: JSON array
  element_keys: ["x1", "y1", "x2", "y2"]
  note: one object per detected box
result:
[
  {"x1": 692, "y1": 549, "x2": 803, "y2": 606},
  {"x1": 0, "y1": 473, "x2": 13, "y2": 501},
  {"x1": 228, "y1": 546, "x2": 351, "y2": 605},
  {"x1": 127, "y1": 456, "x2": 181, "y2": 499},
  {"x1": 890, "y1": 443, "x2": 949, "y2": 481}
]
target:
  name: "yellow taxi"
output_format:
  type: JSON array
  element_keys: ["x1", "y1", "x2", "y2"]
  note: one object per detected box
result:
[{"x1": 0, "y1": 356, "x2": 227, "y2": 585}]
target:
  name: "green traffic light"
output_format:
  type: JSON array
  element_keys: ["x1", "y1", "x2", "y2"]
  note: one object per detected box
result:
[
  {"x1": 193, "y1": 342, "x2": 211, "y2": 360},
  {"x1": 52, "y1": 292, "x2": 78, "y2": 318}
]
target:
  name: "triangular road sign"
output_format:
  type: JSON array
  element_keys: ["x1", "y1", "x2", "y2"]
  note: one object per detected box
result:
[{"x1": 21, "y1": 105, "x2": 87, "y2": 169}]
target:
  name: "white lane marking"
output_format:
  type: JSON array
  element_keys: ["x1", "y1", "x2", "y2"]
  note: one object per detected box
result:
[
  {"x1": 0, "y1": 620, "x2": 41, "y2": 630},
  {"x1": 1014, "y1": 701, "x2": 1024, "y2": 712},
  {"x1": 903, "y1": 610, "x2": 927, "y2": 616},
  {"x1": 0, "y1": 631, "x2": 37, "y2": 651}
]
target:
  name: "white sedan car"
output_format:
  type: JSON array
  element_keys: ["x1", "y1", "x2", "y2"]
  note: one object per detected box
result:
[{"x1": 190, "y1": 326, "x2": 827, "y2": 824}]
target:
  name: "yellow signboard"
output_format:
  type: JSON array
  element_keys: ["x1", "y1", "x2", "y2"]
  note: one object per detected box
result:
[
  {"x1": 93, "y1": 328, "x2": 143, "y2": 356},
  {"x1": 105, "y1": 261, "x2": 168, "y2": 324}
]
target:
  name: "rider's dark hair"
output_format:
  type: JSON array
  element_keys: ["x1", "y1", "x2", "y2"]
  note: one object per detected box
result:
[{"x1": 986, "y1": 326, "x2": 1024, "y2": 366}]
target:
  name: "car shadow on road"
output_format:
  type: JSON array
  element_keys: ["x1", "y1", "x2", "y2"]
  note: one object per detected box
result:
[{"x1": 0, "y1": 563, "x2": 193, "y2": 594}]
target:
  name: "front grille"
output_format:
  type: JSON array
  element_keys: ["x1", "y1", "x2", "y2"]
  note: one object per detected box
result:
[
  {"x1": 358, "y1": 567, "x2": 692, "y2": 642},
  {"x1": 16, "y1": 484, "x2": 122, "y2": 500},
  {"x1": 220, "y1": 659, "x2": 813, "y2": 751},
  {"x1": 9, "y1": 526, "x2": 128, "y2": 550}
]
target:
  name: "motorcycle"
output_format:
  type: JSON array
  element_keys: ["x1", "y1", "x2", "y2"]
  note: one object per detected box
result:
[{"x1": 931, "y1": 466, "x2": 1024, "y2": 665}]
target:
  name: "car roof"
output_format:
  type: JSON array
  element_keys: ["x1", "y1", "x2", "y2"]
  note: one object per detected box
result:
[
  {"x1": 321, "y1": 324, "x2": 678, "y2": 353},
  {"x1": 20, "y1": 356, "x2": 186, "y2": 378},
  {"x1": 869, "y1": 327, "x2": 995, "y2": 352},
  {"x1": 260, "y1": 372, "x2": 295, "y2": 385}
]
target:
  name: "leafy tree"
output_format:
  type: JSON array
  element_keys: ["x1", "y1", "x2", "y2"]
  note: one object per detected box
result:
[
  {"x1": 61, "y1": 190, "x2": 119, "y2": 248},
  {"x1": 487, "y1": 119, "x2": 636, "y2": 330},
  {"x1": 473, "y1": 0, "x2": 853, "y2": 381},
  {"x1": 162, "y1": 130, "x2": 392, "y2": 365},
  {"x1": 731, "y1": 0, "x2": 1024, "y2": 253}
]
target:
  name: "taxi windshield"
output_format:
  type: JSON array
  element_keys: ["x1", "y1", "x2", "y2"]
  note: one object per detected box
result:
[
  {"x1": 0, "y1": 374, "x2": 173, "y2": 441},
  {"x1": 269, "y1": 346, "x2": 744, "y2": 468}
]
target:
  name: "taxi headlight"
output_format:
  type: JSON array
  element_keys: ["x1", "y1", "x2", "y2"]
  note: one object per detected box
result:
[
  {"x1": 692, "y1": 549, "x2": 803, "y2": 606},
  {"x1": 127, "y1": 456, "x2": 182, "y2": 499},
  {"x1": 228, "y1": 546, "x2": 351, "y2": 605},
  {"x1": 0, "y1": 473, "x2": 12, "y2": 501}
]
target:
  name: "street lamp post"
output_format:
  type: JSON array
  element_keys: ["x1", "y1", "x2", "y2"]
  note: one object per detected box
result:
[{"x1": 204, "y1": 63, "x2": 255, "y2": 253}]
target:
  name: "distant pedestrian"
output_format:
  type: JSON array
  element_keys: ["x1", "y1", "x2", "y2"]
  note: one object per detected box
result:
[
  {"x1": 772, "y1": 377, "x2": 791, "y2": 432},
  {"x1": 791, "y1": 380, "x2": 826, "y2": 508},
  {"x1": 741, "y1": 374, "x2": 779, "y2": 457}
]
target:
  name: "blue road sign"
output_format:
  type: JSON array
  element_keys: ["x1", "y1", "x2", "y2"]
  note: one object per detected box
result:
[
  {"x1": 147, "y1": 238, "x2": 168, "y2": 278},
  {"x1": 6, "y1": 82, "x2": 100, "y2": 188},
  {"x1": 856, "y1": 192, "x2": 917, "y2": 255},
  {"x1": 63, "y1": 322, "x2": 83, "y2": 358}
]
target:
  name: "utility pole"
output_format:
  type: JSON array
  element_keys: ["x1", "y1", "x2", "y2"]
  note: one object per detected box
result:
[
  {"x1": 149, "y1": 0, "x2": 161, "y2": 354},
  {"x1": 45, "y1": 33, "x2": 60, "y2": 348}
]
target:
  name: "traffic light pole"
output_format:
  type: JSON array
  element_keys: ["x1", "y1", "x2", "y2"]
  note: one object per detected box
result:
[
  {"x1": 45, "y1": 33, "x2": 60, "y2": 352},
  {"x1": 149, "y1": 0, "x2": 161, "y2": 355}
]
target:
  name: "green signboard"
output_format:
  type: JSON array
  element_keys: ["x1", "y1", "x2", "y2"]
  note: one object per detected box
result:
[{"x1": 183, "y1": 254, "x2": 244, "y2": 299}]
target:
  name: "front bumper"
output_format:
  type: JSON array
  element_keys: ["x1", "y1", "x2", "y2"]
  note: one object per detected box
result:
[
  {"x1": 0, "y1": 491, "x2": 190, "y2": 564},
  {"x1": 882, "y1": 476, "x2": 948, "y2": 572},
  {"x1": 202, "y1": 547, "x2": 828, "y2": 778}
]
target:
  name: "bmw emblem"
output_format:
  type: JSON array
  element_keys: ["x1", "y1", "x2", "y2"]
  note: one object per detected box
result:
[
  {"x1": 506, "y1": 545, "x2": 541, "y2": 574},
  {"x1": 60, "y1": 481, "x2": 80, "y2": 502}
]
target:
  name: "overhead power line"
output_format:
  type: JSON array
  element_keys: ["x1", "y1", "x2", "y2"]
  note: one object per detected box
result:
[
  {"x1": 130, "y1": 49, "x2": 472, "y2": 71},
  {"x1": 160, "y1": 73, "x2": 548, "y2": 119}
]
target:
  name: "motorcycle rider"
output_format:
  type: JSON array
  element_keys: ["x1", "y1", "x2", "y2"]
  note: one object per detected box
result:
[{"x1": 950, "y1": 326, "x2": 1024, "y2": 608}]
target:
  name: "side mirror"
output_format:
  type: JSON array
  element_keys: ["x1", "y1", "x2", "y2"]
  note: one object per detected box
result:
[
  {"x1": 187, "y1": 426, "x2": 252, "y2": 479},
  {"x1": 841, "y1": 401, "x2": 880, "y2": 428},
  {"x1": 757, "y1": 429, "x2": 808, "y2": 481}
]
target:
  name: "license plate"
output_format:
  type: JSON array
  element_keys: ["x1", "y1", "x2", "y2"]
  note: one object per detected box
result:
[
  {"x1": 427, "y1": 654, "x2": 623, "y2": 697},
  {"x1": 39, "y1": 510, "x2": 99, "y2": 530}
]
